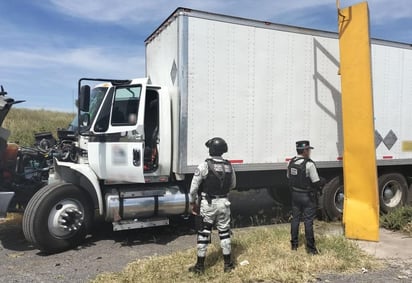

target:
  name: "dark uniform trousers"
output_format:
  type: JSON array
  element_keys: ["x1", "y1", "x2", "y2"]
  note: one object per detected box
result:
[{"x1": 290, "y1": 190, "x2": 317, "y2": 250}]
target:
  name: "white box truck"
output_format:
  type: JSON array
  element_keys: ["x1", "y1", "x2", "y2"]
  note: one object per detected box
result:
[{"x1": 1, "y1": 8, "x2": 411, "y2": 253}]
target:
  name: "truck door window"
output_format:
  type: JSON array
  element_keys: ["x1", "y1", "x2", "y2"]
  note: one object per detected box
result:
[
  {"x1": 144, "y1": 89, "x2": 159, "y2": 172},
  {"x1": 111, "y1": 86, "x2": 141, "y2": 126}
]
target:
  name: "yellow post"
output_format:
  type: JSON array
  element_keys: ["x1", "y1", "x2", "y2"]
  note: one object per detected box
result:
[{"x1": 337, "y1": 1, "x2": 379, "y2": 241}]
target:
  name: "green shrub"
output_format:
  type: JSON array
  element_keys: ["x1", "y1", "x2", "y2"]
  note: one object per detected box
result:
[{"x1": 380, "y1": 206, "x2": 412, "y2": 234}]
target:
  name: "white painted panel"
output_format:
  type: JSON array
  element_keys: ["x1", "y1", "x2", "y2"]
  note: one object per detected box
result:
[
  {"x1": 146, "y1": 20, "x2": 178, "y2": 89},
  {"x1": 373, "y1": 45, "x2": 412, "y2": 159},
  {"x1": 147, "y1": 11, "x2": 412, "y2": 172},
  {"x1": 145, "y1": 20, "x2": 180, "y2": 172},
  {"x1": 186, "y1": 17, "x2": 343, "y2": 167}
]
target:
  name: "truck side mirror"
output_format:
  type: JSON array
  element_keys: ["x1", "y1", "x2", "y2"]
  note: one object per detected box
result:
[{"x1": 79, "y1": 85, "x2": 90, "y2": 112}]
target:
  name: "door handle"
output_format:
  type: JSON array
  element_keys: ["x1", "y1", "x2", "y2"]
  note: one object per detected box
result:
[{"x1": 133, "y1": 149, "x2": 141, "y2": 167}]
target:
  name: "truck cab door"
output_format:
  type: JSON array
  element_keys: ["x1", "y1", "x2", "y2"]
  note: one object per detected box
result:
[{"x1": 88, "y1": 81, "x2": 147, "y2": 183}]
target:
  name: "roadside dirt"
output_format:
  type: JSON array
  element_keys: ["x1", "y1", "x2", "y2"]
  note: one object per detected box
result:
[
  {"x1": 0, "y1": 216, "x2": 197, "y2": 282},
  {"x1": 319, "y1": 259, "x2": 412, "y2": 283},
  {"x1": 318, "y1": 228, "x2": 412, "y2": 282},
  {"x1": 0, "y1": 189, "x2": 282, "y2": 282},
  {"x1": 1, "y1": 189, "x2": 411, "y2": 283}
]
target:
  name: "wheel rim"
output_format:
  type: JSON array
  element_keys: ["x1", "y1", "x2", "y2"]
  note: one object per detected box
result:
[
  {"x1": 381, "y1": 180, "x2": 403, "y2": 208},
  {"x1": 333, "y1": 186, "x2": 344, "y2": 213},
  {"x1": 47, "y1": 199, "x2": 84, "y2": 239}
]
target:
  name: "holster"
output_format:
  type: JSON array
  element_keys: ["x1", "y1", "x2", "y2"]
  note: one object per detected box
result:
[
  {"x1": 195, "y1": 214, "x2": 204, "y2": 232},
  {"x1": 309, "y1": 191, "x2": 317, "y2": 203},
  {"x1": 205, "y1": 194, "x2": 212, "y2": 205}
]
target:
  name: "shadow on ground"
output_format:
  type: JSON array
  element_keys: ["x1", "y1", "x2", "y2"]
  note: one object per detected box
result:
[{"x1": 0, "y1": 188, "x2": 289, "y2": 253}]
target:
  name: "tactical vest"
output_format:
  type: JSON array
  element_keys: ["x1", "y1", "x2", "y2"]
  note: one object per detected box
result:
[
  {"x1": 202, "y1": 158, "x2": 233, "y2": 196},
  {"x1": 288, "y1": 157, "x2": 312, "y2": 190}
]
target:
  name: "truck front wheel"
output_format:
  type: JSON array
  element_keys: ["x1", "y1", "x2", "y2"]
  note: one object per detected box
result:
[
  {"x1": 23, "y1": 182, "x2": 93, "y2": 253},
  {"x1": 378, "y1": 173, "x2": 407, "y2": 213}
]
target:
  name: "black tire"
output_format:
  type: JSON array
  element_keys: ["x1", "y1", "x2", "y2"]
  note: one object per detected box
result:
[
  {"x1": 22, "y1": 182, "x2": 93, "y2": 253},
  {"x1": 322, "y1": 176, "x2": 344, "y2": 221},
  {"x1": 378, "y1": 173, "x2": 407, "y2": 213}
]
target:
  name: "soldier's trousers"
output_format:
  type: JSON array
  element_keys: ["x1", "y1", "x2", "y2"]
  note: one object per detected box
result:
[
  {"x1": 197, "y1": 198, "x2": 231, "y2": 257},
  {"x1": 290, "y1": 191, "x2": 317, "y2": 249}
]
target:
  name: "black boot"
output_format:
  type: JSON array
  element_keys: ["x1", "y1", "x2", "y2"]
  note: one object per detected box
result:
[
  {"x1": 291, "y1": 240, "x2": 298, "y2": 251},
  {"x1": 306, "y1": 238, "x2": 318, "y2": 255},
  {"x1": 189, "y1": 256, "x2": 205, "y2": 274},
  {"x1": 307, "y1": 248, "x2": 319, "y2": 255},
  {"x1": 223, "y1": 254, "x2": 235, "y2": 273}
]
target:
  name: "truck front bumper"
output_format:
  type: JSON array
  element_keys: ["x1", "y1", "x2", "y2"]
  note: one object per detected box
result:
[{"x1": 0, "y1": 192, "x2": 15, "y2": 218}]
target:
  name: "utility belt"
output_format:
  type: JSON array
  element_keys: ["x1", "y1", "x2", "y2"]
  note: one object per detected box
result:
[
  {"x1": 201, "y1": 192, "x2": 228, "y2": 204},
  {"x1": 291, "y1": 186, "x2": 313, "y2": 193}
]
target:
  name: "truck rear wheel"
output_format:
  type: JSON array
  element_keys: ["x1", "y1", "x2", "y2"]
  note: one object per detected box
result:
[
  {"x1": 23, "y1": 182, "x2": 93, "y2": 253},
  {"x1": 378, "y1": 173, "x2": 407, "y2": 213},
  {"x1": 322, "y1": 176, "x2": 344, "y2": 221}
]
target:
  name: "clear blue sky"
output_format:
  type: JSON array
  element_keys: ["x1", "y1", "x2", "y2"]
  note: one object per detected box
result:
[{"x1": 1, "y1": 0, "x2": 411, "y2": 112}]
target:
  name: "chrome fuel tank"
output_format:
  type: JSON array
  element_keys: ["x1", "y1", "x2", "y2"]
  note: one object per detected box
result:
[{"x1": 105, "y1": 186, "x2": 188, "y2": 221}]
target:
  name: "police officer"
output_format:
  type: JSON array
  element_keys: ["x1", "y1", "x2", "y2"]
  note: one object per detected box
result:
[
  {"x1": 188, "y1": 137, "x2": 236, "y2": 273},
  {"x1": 287, "y1": 140, "x2": 323, "y2": 255}
]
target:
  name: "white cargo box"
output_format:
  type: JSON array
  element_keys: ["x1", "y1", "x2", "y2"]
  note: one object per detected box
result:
[{"x1": 145, "y1": 8, "x2": 412, "y2": 174}]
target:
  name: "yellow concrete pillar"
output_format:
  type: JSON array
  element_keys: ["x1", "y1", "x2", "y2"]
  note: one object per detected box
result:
[{"x1": 337, "y1": 1, "x2": 379, "y2": 241}]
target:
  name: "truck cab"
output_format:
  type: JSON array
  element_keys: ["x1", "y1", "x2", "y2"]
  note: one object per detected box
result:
[
  {"x1": 20, "y1": 78, "x2": 186, "y2": 253},
  {"x1": 78, "y1": 78, "x2": 172, "y2": 183}
]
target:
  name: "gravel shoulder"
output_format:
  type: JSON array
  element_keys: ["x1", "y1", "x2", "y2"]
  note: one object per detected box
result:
[
  {"x1": 318, "y1": 228, "x2": 412, "y2": 283},
  {"x1": 0, "y1": 217, "x2": 196, "y2": 282}
]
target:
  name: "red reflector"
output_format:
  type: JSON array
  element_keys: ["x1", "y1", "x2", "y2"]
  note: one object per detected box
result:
[
  {"x1": 229, "y1": 160, "x2": 244, "y2": 164},
  {"x1": 337, "y1": 157, "x2": 343, "y2": 161},
  {"x1": 383, "y1": 156, "x2": 393, "y2": 159}
]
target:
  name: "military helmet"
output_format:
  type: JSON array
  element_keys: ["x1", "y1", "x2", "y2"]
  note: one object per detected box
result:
[{"x1": 205, "y1": 137, "x2": 228, "y2": 156}]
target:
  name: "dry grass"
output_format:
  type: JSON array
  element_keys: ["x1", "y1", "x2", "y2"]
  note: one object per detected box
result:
[
  {"x1": 380, "y1": 206, "x2": 412, "y2": 236},
  {"x1": 92, "y1": 225, "x2": 378, "y2": 283},
  {"x1": 2, "y1": 108, "x2": 75, "y2": 146}
]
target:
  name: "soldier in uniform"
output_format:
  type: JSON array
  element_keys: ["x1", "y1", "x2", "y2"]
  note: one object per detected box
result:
[
  {"x1": 287, "y1": 140, "x2": 323, "y2": 255},
  {"x1": 188, "y1": 137, "x2": 236, "y2": 273}
]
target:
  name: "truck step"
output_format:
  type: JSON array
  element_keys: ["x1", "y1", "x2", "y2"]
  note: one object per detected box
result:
[
  {"x1": 112, "y1": 217, "x2": 169, "y2": 231},
  {"x1": 0, "y1": 192, "x2": 15, "y2": 219}
]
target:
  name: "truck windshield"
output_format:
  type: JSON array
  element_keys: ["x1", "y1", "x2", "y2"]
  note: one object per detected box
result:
[
  {"x1": 88, "y1": 87, "x2": 108, "y2": 122},
  {"x1": 67, "y1": 86, "x2": 108, "y2": 132}
]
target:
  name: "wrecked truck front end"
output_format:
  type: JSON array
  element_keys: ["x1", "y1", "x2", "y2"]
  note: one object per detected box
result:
[
  {"x1": 0, "y1": 86, "x2": 24, "y2": 218},
  {"x1": 0, "y1": 85, "x2": 78, "y2": 218}
]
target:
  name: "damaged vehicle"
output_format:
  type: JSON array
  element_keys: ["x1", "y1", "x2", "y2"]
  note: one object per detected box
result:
[{"x1": 0, "y1": 85, "x2": 77, "y2": 218}]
